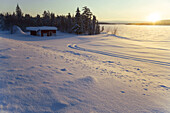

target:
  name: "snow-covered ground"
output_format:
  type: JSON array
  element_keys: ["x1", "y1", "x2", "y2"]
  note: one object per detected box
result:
[{"x1": 0, "y1": 25, "x2": 170, "y2": 113}]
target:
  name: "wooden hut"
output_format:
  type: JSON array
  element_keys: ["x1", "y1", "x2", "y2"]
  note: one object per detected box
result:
[{"x1": 26, "y1": 26, "x2": 57, "y2": 37}]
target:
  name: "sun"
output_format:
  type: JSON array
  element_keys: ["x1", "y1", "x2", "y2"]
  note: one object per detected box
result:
[{"x1": 147, "y1": 13, "x2": 161, "y2": 22}]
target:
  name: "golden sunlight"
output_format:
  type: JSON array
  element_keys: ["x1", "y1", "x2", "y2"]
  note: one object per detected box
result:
[{"x1": 147, "y1": 13, "x2": 161, "y2": 22}]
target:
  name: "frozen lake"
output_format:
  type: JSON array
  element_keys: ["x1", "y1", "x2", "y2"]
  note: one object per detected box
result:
[{"x1": 77, "y1": 25, "x2": 170, "y2": 67}]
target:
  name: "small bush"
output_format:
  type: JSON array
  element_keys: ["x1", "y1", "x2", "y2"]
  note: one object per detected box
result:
[{"x1": 111, "y1": 26, "x2": 118, "y2": 35}]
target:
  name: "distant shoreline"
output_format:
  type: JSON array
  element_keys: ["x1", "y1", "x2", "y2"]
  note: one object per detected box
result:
[{"x1": 99, "y1": 20, "x2": 170, "y2": 26}]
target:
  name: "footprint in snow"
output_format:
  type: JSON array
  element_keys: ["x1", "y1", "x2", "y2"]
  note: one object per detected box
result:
[
  {"x1": 26, "y1": 57, "x2": 30, "y2": 59},
  {"x1": 39, "y1": 65, "x2": 43, "y2": 67},
  {"x1": 61, "y1": 68, "x2": 67, "y2": 71},
  {"x1": 136, "y1": 68, "x2": 140, "y2": 70},
  {"x1": 8, "y1": 81, "x2": 15, "y2": 85},
  {"x1": 43, "y1": 81, "x2": 50, "y2": 84},
  {"x1": 120, "y1": 91, "x2": 125, "y2": 93},
  {"x1": 159, "y1": 85, "x2": 170, "y2": 90},
  {"x1": 144, "y1": 88, "x2": 148, "y2": 91},
  {"x1": 126, "y1": 70, "x2": 129, "y2": 72},
  {"x1": 47, "y1": 66, "x2": 51, "y2": 68},
  {"x1": 68, "y1": 73, "x2": 73, "y2": 75}
]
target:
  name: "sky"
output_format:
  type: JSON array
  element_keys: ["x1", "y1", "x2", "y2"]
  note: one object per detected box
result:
[{"x1": 0, "y1": 0, "x2": 170, "y2": 22}]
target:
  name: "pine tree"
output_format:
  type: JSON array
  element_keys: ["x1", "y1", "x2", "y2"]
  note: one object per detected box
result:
[
  {"x1": 95, "y1": 21, "x2": 100, "y2": 34},
  {"x1": 75, "y1": 7, "x2": 81, "y2": 25},
  {"x1": 82, "y1": 6, "x2": 92, "y2": 34},
  {"x1": 75, "y1": 7, "x2": 82, "y2": 34},
  {"x1": 60, "y1": 16, "x2": 66, "y2": 32},
  {"x1": 36, "y1": 14, "x2": 42, "y2": 26},
  {"x1": 4, "y1": 13, "x2": 11, "y2": 30},
  {"x1": 82, "y1": 6, "x2": 92, "y2": 19},
  {"x1": 0, "y1": 14, "x2": 5, "y2": 30},
  {"x1": 56, "y1": 15, "x2": 61, "y2": 28},
  {"x1": 42, "y1": 11, "x2": 51, "y2": 26},
  {"x1": 16, "y1": 4, "x2": 22, "y2": 19},
  {"x1": 67, "y1": 13, "x2": 72, "y2": 33},
  {"x1": 24, "y1": 14, "x2": 31, "y2": 27},
  {"x1": 92, "y1": 15, "x2": 96, "y2": 34},
  {"x1": 50, "y1": 13, "x2": 55, "y2": 26}
]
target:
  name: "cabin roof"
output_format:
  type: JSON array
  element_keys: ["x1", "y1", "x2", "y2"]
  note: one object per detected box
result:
[{"x1": 26, "y1": 26, "x2": 58, "y2": 31}]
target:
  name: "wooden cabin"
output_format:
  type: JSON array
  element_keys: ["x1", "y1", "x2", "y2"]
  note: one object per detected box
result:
[{"x1": 26, "y1": 26, "x2": 57, "y2": 37}]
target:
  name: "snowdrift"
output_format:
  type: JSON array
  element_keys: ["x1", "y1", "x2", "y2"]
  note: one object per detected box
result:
[{"x1": 11, "y1": 25, "x2": 26, "y2": 34}]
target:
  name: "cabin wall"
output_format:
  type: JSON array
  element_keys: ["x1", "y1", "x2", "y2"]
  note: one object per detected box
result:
[
  {"x1": 41, "y1": 30, "x2": 56, "y2": 37},
  {"x1": 29, "y1": 30, "x2": 57, "y2": 37},
  {"x1": 30, "y1": 31, "x2": 37, "y2": 36}
]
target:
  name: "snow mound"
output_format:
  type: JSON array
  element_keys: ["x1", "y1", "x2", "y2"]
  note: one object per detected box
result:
[{"x1": 11, "y1": 25, "x2": 25, "y2": 34}]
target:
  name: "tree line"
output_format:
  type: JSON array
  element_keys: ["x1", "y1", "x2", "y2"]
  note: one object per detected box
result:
[{"x1": 0, "y1": 4, "x2": 101, "y2": 35}]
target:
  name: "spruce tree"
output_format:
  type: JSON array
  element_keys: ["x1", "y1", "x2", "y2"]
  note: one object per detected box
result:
[
  {"x1": 67, "y1": 13, "x2": 72, "y2": 33},
  {"x1": 75, "y1": 7, "x2": 81, "y2": 24},
  {"x1": 82, "y1": 6, "x2": 92, "y2": 34},
  {"x1": 0, "y1": 14, "x2": 4, "y2": 29},
  {"x1": 42, "y1": 11, "x2": 51, "y2": 26},
  {"x1": 92, "y1": 15, "x2": 96, "y2": 34},
  {"x1": 16, "y1": 4, "x2": 22, "y2": 19},
  {"x1": 82, "y1": 6, "x2": 92, "y2": 19},
  {"x1": 75, "y1": 7, "x2": 82, "y2": 34},
  {"x1": 50, "y1": 13, "x2": 55, "y2": 26},
  {"x1": 95, "y1": 21, "x2": 100, "y2": 34},
  {"x1": 36, "y1": 14, "x2": 41, "y2": 26}
]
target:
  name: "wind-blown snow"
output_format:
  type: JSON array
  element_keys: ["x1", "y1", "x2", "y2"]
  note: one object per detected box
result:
[{"x1": 0, "y1": 25, "x2": 170, "y2": 113}]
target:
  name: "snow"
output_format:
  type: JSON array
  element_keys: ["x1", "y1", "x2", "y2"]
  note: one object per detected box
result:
[
  {"x1": 26, "y1": 26, "x2": 58, "y2": 31},
  {"x1": 12, "y1": 25, "x2": 26, "y2": 35},
  {"x1": 0, "y1": 25, "x2": 170, "y2": 113}
]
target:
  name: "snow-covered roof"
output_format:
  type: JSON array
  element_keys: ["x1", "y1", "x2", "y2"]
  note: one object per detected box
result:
[{"x1": 26, "y1": 26, "x2": 58, "y2": 31}]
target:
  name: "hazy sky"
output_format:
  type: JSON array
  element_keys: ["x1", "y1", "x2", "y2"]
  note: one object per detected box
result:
[{"x1": 0, "y1": 0, "x2": 170, "y2": 22}]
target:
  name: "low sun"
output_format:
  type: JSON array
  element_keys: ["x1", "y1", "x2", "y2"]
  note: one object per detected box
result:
[{"x1": 147, "y1": 13, "x2": 161, "y2": 22}]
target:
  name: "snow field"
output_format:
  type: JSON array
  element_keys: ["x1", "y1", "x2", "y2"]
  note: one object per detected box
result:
[{"x1": 0, "y1": 25, "x2": 170, "y2": 112}]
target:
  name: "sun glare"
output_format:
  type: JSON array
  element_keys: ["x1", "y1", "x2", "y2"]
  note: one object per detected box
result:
[{"x1": 147, "y1": 13, "x2": 161, "y2": 22}]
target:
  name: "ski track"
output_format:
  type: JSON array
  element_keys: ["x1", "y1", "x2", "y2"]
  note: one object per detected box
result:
[{"x1": 68, "y1": 45, "x2": 170, "y2": 67}]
